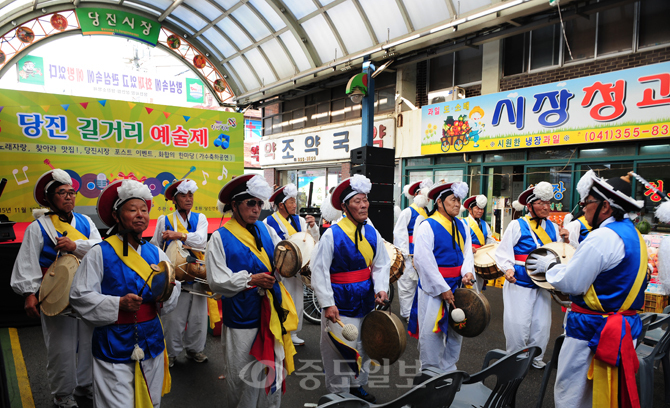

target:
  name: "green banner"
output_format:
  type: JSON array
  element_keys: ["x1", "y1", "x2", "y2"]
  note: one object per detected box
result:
[
  {"x1": 0, "y1": 89, "x2": 243, "y2": 222},
  {"x1": 76, "y1": 8, "x2": 161, "y2": 46},
  {"x1": 17, "y1": 55, "x2": 44, "y2": 85},
  {"x1": 186, "y1": 78, "x2": 204, "y2": 103}
]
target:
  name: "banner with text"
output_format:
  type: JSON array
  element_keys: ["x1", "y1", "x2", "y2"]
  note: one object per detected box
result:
[
  {"x1": 0, "y1": 89, "x2": 242, "y2": 222},
  {"x1": 421, "y1": 61, "x2": 670, "y2": 155}
]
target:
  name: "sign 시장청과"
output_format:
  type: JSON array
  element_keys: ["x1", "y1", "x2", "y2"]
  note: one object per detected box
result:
[{"x1": 421, "y1": 61, "x2": 670, "y2": 155}]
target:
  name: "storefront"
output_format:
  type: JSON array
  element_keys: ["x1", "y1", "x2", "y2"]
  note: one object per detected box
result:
[
  {"x1": 259, "y1": 116, "x2": 398, "y2": 212},
  {"x1": 402, "y1": 61, "x2": 670, "y2": 238}
]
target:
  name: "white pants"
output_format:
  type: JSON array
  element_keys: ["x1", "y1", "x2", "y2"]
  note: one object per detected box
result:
[
  {"x1": 502, "y1": 282, "x2": 551, "y2": 362},
  {"x1": 92, "y1": 355, "x2": 164, "y2": 408},
  {"x1": 283, "y1": 276, "x2": 304, "y2": 333},
  {"x1": 397, "y1": 260, "x2": 418, "y2": 318},
  {"x1": 554, "y1": 337, "x2": 592, "y2": 408},
  {"x1": 220, "y1": 325, "x2": 281, "y2": 408},
  {"x1": 163, "y1": 283, "x2": 207, "y2": 357},
  {"x1": 41, "y1": 313, "x2": 94, "y2": 397},
  {"x1": 319, "y1": 314, "x2": 371, "y2": 393},
  {"x1": 417, "y1": 288, "x2": 463, "y2": 372}
]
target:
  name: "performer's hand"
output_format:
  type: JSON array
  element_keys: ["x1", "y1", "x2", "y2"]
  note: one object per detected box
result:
[
  {"x1": 375, "y1": 291, "x2": 389, "y2": 306},
  {"x1": 119, "y1": 294, "x2": 143, "y2": 312},
  {"x1": 559, "y1": 228, "x2": 570, "y2": 243},
  {"x1": 54, "y1": 236, "x2": 77, "y2": 252},
  {"x1": 250, "y1": 273, "x2": 276, "y2": 289},
  {"x1": 526, "y1": 253, "x2": 555, "y2": 275},
  {"x1": 305, "y1": 215, "x2": 316, "y2": 228},
  {"x1": 462, "y1": 272, "x2": 475, "y2": 286},
  {"x1": 505, "y1": 269, "x2": 517, "y2": 284},
  {"x1": 24, "y1": 294, "x2": 39, "y2": 318},
  {"x1": 440, "y1": 290, "x2": 455, "y2": 309},
  {"x1": 162, "y1": 230, "x2": 183, "y2": 241},
  {"x1": 472, "y1": 247, "x2": 478, "y2": 254},
  {"x1": 324, "y1": 306, "x2": 340, "y2": 323}
]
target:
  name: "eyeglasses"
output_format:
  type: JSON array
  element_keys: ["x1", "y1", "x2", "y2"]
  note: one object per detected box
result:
[
  {"x1": 532, "y1": 200, "x2": 551, "y2": 207},
  {"x1": 243, "y1": 199, "x2": 264, "y2": 208},
  {"x1": 579, "y1": 199, "x2": 600, "y2": 208},
  {"x1": 55, "y1": 191, "x2": 77, "y2": 198}
]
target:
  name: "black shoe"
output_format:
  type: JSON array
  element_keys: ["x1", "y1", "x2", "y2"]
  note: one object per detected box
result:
[{"x1": 350, "y1": 386, "x2": 376, "y2": 403}]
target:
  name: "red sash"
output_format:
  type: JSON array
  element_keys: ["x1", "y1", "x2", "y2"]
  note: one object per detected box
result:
[
  {"x1": 115, "y1": 303, "x2": 157, "y2": 324},
  {"x1": 41, "y1": 266, "x2": 49, "y2": 277},
  {"x1": 438, "y1": 266, "x2": 461, "y2": 278},
  {"x1": 514, "y1": 254, "x2": 528, "y2": 262},
  {"x1": 331, "y1": 267, "x2": 371, "y2": 284},
  {"x1": 472, "y1": 244, "x2": 482, "y2": 249},
  {"x1": 570, "y1": 303, "x2": 640, "y2": 408},
  {"x1": 408, "y1": 235, "x2": 414, "y2": 244}
]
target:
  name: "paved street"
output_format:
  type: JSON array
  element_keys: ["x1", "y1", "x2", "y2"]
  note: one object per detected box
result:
[{"x1": 14, "y1": 285, "x2": 667, "y2": 408}]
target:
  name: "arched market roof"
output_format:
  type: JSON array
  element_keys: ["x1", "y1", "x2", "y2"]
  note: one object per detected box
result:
[{"x1": 0, "y1": 0, "x2": 567, "y2": 105}]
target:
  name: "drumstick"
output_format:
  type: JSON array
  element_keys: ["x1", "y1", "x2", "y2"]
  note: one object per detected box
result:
[
  {"x1": 138, "y1": 264, "x2": 160, "y2": 296},
  {"x1": 54, "y1": 231, "x2": 68, "y2": 261}
]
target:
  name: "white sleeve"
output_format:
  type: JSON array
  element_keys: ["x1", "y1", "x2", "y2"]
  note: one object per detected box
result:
[
  {"x1": 461, "y1": 220, "x2": 474, "y2": 276},
  {"x1": 546, "y1": 228, "x2": 625, "y2": 295},
  {"x1": 310, "y1": 229, "x2": 336, "y2": 308},
  {"x1": 495, "y1": 220, "x2": 521, "y2": 272},
  {"x1": 10, "y1": 222, "x2": 45, "y2": 296},
  {"x1": 552, "y1": 221, "x2": 564, "y2": 243},
  {"x1": 393, "y1": 208, "x2": 411, "y2": 256},
  {"x1": 72, "y1": 215, "x2": 102, "y2": 259},
  {"x1": 150, "y1": 215, "x2": 166, "y2": 248},
  {"x1": 69, "y1": 245, "x2": 122, "y2": 326},
  {"x1": 414, "y1": 221, "x2": 450, "y2": 297},
  {"x1": 205, "y1": 230, "x2": 253, "y2": 298},
  {"x1": 485, "y1": 222, "x2": 496, "y2": 245},
  {"x1": 566, "y1": 220, "x2": 581, "y2": 249},
  {"x1": 184, "y1": 213, "x2": 208, "y2": 249},
  {"x1": 413, "y1": 215, "x2": 425, "y2": 232},
  {"x1": 307, "y1": 223, "x2": 320, "y2": 242},
  {"x1": 371, "y1": 229, "x2": 391, "y2": 295}
]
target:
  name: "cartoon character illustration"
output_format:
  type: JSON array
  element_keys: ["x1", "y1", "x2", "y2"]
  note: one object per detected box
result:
[
  {"x1": 18, "y1": 60, "x2": 42, "y2": 79},
  {"x1": 469, "y1": 106, "x2": 485, "y2": 148}
]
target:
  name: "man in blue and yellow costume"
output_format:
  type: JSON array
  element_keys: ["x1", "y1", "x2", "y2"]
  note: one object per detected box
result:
[
  {"x1": 70, "y1": 179, "x2": 181, "y2": 407},
  {"x1": 463, "y1": 194, "x2": 496, "y2": 251},
  {"x1": 151, "y1": 179, "x2": 209, "y2": 366},
  {"x1": 528, "y1": 171, "x2": 647, "y2": 408},
  {"x1": 412, "y1": 181, "x2": 474, "y2": 372},
  {"x1": 564, "y1": 208, "x2": 593, "y2": 250},
  {"x1": 11, "y1": 169, "x2": 102, "y2": 407},
  {"x1": 264, "y1": 183, "x2": 319, "y2": 346},
  {"x1": 206, "y1": 174, "x2": 297, "y2": 408},
  {"x1": 393, "y1": 178, "x2": 432, "y2": 319},
  {"x1": 495, "y1": 181, "x2": 569, "y2": 369},
  {"x1": 311, "y1": 174, "x2": 390, "y2": 403}
]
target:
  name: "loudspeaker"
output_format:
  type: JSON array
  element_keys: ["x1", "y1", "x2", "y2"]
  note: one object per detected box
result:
[
  {"x1": 350, "y1": 146, "x2": 395, "y2": 166},
  {"x1": 367, "y1": 184, "x2": 394, "y2": 203},
  {"x1": 350, "y1": 164, "x2": 394, "y2": 184},
  {"x1": 368, "y1": 203, "x2": 394, "y2": 242}
]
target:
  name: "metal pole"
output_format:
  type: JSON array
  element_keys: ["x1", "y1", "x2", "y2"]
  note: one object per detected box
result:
[{"x1": 361, "y1": 58, "x2": 375, "y2": 147}]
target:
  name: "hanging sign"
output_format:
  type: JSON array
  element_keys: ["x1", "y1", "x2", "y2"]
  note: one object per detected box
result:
[{"x1": 76, "y1": 8, "x2": 161, "y2": 46}]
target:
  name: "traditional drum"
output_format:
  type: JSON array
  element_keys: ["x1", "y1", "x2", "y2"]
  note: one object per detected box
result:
[
  {"x1": 274, "y1": 232, "x2": 315, "y2": 278},
  {"x1": 473, "y1": 243, "x2": 503, "y2": 280},
  {"x1": 166, "y1": 240, "x2": 207, "y2": 281},
  {"x1": 361, "y1": 309, "x2": 407, "y2": 365},
  {"x1": 146, "y1": 261, "x2": 175, "y2": 302},
  {"x1": 448, "y1": 287, "x2": 491, "y2": 337},
  {"x1": 525, "y1": 242, "x2": 576, "y2": 308},
  {"x1": 384, "y1": 241, "x2": 405, "y2": 284},
  {"x1": 39, "y1": 254, "x2": 80, "y2": 316}
]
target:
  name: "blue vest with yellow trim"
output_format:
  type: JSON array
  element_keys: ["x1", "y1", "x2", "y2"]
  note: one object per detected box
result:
[
  {"x1": 566, "y1": 219, "x2": 646, "y2": 342},
  {"x1": 37, "y1": 213, "x2": 91, "y2": 268},
  {"x1": 330, "y1": 222, "x2": 378, "y2": 318},
  {"x1": 265, "y1": 213, "x2": 302, "y2": 240},
  {"x1": 407, "y1": 207, "x2": 422, "y2": 255},
  {"x1": 94, "y1": 241, "x2": 165, "y2": 364},
  {"x1": 513, "y1": 219, "x2": 558, "y2": 288},
  {"x1": 163, "y1": 211, "x2": 201, "y2": 248},
  {"x1": 217, "y1": 221, "x2": 279, "y2": 329},
  {"x1": 577, "y1": 218, "x2": 590, "y2": 243},
  {"x1": 470, "y1": 218, "x2": 489, "y2": 247},
  {"x1": 424, "y1": 217, "x2": 466, "y2": 290}
]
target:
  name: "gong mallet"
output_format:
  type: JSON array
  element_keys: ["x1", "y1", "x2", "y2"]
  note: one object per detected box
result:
[{"x1": 335, "y1": 319, "x2": 359, "y2": 341}]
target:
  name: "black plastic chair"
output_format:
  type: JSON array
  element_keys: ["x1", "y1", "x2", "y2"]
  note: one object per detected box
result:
[
  {"x1": 534, "y1": 334, "x2": 565, "y2": 408},
  {"x1": 450, "y1": 346, "x2": 541, "y2": 408},
  {"x1": 644, "y1": 313, "x2": 670, "y2": 347},
  {"x1": 637, "y1": 315, "x2": 670, "y2": 408},
  {"x1": 637, "y1": 313, "x2": 658, "y2": 348},
  {"x1": 316, "y1": 369, "x2": 469, "y2": 408}
]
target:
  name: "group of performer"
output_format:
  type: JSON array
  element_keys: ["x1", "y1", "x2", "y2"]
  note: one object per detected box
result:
[{"x1": 9, "y1": 164, "x2": 656, "y2": 408}]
